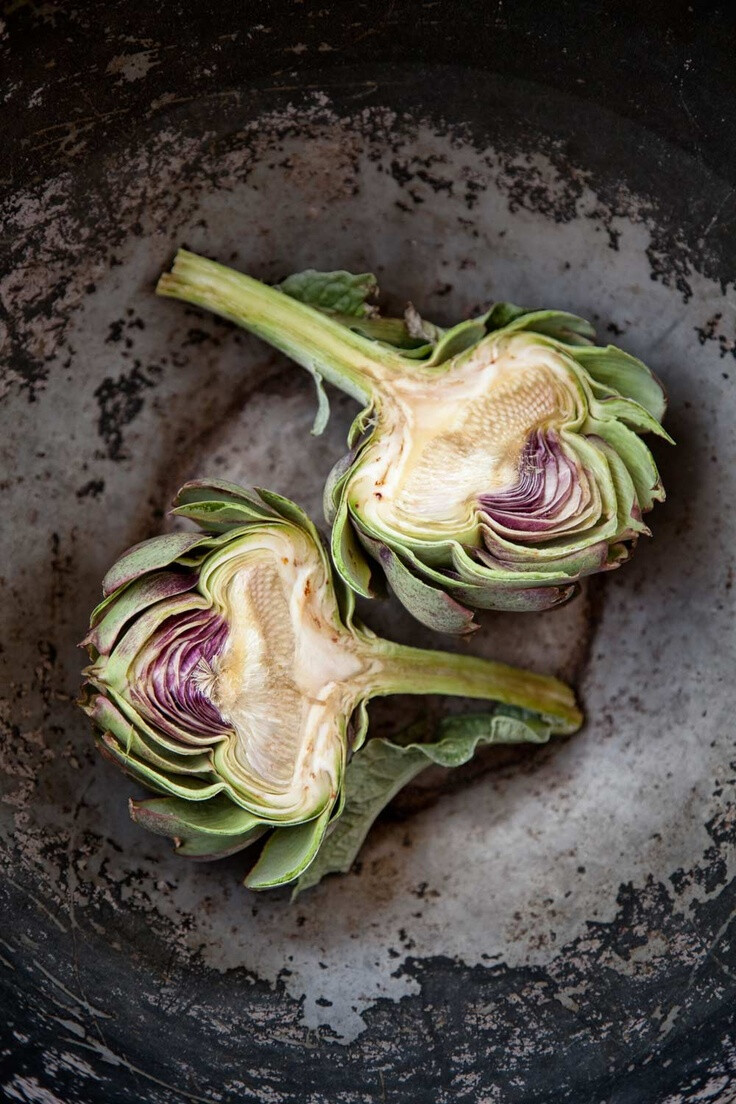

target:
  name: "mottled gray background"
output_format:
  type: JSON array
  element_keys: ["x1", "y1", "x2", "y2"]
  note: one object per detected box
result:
[{"x1": 2, "y1": 4, "x2": 736, "y2": 1102}]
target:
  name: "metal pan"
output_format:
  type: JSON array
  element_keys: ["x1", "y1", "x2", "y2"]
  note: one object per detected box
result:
[{"x1": 2, "y1": 5, "x2": 735, "y2": 1101}]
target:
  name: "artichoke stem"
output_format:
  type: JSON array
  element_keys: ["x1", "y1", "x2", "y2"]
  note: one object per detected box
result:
[
  {"x1": 373, "y1": 643, "x2": 583, "y2": 735},
  {"x1": 157, "y1": 249, "x2": 405, "y2": 403}
]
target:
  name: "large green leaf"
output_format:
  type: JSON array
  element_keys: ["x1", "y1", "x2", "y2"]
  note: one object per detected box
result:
[
  {"x1": 294, "y1": 709, "x2": 554, "y2": 896},
  {"x1": 277, "y1": 269, "x2": 379, "y2": 317},
  {"x1": 277, "y1": 270, "x2": 435, "y2": 353}
]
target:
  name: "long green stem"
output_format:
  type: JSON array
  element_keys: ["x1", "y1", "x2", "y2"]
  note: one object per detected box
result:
[
  {"x1": 157, "y1": 250, "x2": 407, "y2": 403},
  {"x1": 373, "y1": 642, "x2": 583, "y2": 734}
]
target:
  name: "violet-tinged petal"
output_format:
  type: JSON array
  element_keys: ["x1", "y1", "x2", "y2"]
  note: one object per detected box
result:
[
  {"x1": 478, "y1": 430, "x2": 582, "y2": 535},
  {"x1": 132, "y1": 608, "x2": 230, "y2": 743}
]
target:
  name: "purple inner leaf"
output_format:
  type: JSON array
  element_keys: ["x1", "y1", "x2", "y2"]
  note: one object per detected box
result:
[
  {"x1": 478, "y1": 430, "x2": 581, "y2": 536},
  {"x1": 132, "y1": 608, "x2": 230, "y2": 743}
]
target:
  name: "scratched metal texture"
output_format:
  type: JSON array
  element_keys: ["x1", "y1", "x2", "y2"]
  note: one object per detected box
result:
[{"x1": 2, "y1": 5, "x2": 736, "y2": 1103}]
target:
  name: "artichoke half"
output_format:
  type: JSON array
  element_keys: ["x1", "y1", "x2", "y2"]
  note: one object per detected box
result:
[
  {"x1": 80, "y1": 480, "x2": 581, "y2": 889},
  {"x1": 158, "y1": 252, "x2": 671, "y2": 633}
]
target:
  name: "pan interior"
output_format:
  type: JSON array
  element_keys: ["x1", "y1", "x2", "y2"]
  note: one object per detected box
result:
[{"x1": 1, "y1": 71, "x2": 733, "y2": 1068}]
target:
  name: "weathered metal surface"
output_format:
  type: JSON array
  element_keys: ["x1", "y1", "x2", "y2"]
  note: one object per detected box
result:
[{"x1": 2, "y1": 11, "x2": 736, "y2": 1102}]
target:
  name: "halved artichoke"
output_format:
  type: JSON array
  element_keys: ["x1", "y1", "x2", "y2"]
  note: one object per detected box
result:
[
  {"x1": 158, "y1": 252, "x2": 671, "y2": 632},
  {"x1": 80, "y1": 481, "x2": 581, "y2": 889}
]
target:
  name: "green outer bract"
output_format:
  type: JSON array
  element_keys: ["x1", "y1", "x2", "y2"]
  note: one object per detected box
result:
[
  {"x1": 80, "y1": 480, "x2": 582, "y2": 890},
  {"x1": 157, "y1": 251, "x2": 671, "y2": 632}
]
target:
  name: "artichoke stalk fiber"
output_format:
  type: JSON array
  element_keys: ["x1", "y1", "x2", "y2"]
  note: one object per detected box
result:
[
  {"x1": 80, "y1": 480, "x2": 581, "y2": 889},
  {"x1": 158, "y1": 252, "x2": 671, "y2": 632}
]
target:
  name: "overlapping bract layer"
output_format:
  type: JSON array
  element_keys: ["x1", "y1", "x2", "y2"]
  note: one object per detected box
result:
[
  {"x1": 327, "y1": 324, "x2": 672, "y2": 632},
  {"x1": 157, "y1": 252, "x2": 671, "y2": 633},
  {"x1": 81, "y1": 482, "x2": 362, "y2": 886},
  {"x1": 81, "y1": 480, "x2": 582, "y2": 888}
]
